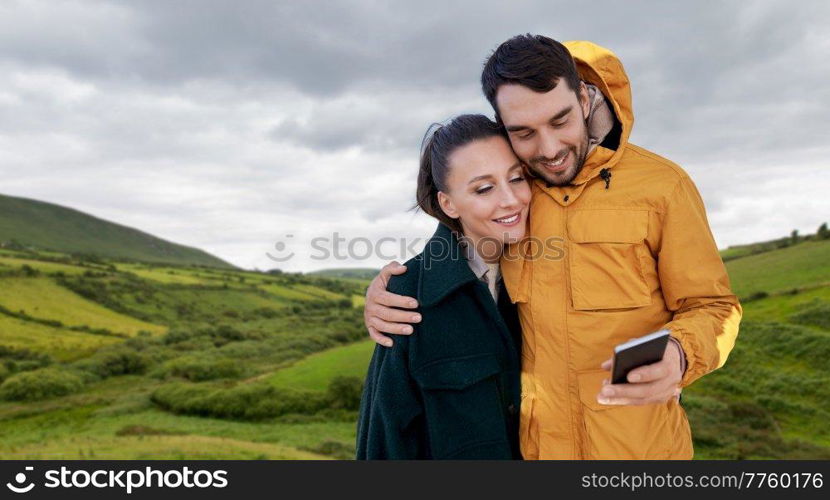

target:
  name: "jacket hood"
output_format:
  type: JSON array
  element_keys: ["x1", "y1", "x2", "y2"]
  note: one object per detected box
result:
[{"x1": 564, "y1": 40, "x2": 634, "y2": 181}]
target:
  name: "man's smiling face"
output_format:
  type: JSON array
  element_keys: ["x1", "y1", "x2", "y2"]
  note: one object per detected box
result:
[{"x1": 496, "y1": 81, "x2": 591, "y2": 186}]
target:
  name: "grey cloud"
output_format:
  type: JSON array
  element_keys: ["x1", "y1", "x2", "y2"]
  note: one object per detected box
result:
[
  {"x1": 5, "y1": 1, "x2": 828, "y2": 158},
  {"x1": 267, "y1": 87, "x2": 484, "y2": 152},
  {"x1": 1, "y1": 0, "x2": 829, "y2": 269}
]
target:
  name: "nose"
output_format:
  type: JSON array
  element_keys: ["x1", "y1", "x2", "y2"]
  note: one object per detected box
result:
[
  {"x1": 537, "y1": 128, "x2": 563, "y2": 160},
  {"x1": 498, "y1": 182, "x2": 522, "y2": 209}
]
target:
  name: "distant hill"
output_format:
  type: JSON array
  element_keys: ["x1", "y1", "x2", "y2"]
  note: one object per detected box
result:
[
  {"x1": 725, "y1": 239, "x2": 830, "y2": 299},
  {"x1": 0, "y1": 206, "x2": 827, "y2": 459},
  {"x1": 683, "y1": 237, "x2": 830, "y2": 459},
  {"x1": 307, "y1": 268, "x2": 379, "y2": 281},
  {"x1": 0, "y1": 193, "x2": 234, "y2": 268},
  {"x1": 0, "y1": 247, "x2": 367, "y2": 459},
  {"x1": 720, "y1": 223, "x2": 828, "y2": 262}
]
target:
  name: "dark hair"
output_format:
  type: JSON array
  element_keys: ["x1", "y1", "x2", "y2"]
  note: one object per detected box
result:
[
  {"x1": 481, "y1": 34, "x2": 581, "y2": 122},
  {"x1": 415, "y1": 114, "x2": 505, "y2": 234}
]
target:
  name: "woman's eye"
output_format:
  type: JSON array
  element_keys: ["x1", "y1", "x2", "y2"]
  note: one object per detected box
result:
[
  {"x1": 510, "y1": 175, "x2": 525, "y2": 183},
  {"x1": 475, "y1": 185, "x2": 493, "y2": 195}
]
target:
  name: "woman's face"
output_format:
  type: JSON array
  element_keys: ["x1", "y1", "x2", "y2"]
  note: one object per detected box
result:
[{"x1": 437, "y1": 135, "x2": 531, "y2": 255}]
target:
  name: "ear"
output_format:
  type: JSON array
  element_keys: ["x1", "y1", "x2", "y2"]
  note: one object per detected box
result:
[
  {"x1": 437, "y1": 191, "x2": 459, "y2": 220},
  {"x1": 578, "y1": 81, "x2": 590, "y2": 118}
]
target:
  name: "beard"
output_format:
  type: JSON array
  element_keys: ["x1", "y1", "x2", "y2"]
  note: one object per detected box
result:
[{"x1": 527, "y1": 125, "x2": 590, "y2": 187}]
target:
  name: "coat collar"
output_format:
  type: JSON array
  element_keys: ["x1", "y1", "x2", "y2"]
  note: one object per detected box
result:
[{"x1": 416, "y1": 224, "x2": 480, "y2": 307}]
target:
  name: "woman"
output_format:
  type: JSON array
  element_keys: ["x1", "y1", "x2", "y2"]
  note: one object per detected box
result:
[{"x1": 356, "y1": 114, "x2": 531, "y2": 459}]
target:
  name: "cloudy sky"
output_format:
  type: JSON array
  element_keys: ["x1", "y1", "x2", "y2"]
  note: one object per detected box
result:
[{"x1": 1, "y1": 0, "x2": 828, "y2": 271}]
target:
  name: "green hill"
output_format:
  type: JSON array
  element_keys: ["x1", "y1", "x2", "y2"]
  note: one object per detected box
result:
[
  {"x1": 267, "y1": 341, "x2": 375, "y2": 392},
  {"x1": 0, "y1": 227, "x2": 827, "y2": 460},
  {"x1": 681, "y1": 238, "x2": 830, "y2": 459},
  {"x1": 307, "y1": 268, "x2": 378, "y2": 281},
  {"x1": 0, "y1": 249, "x2": 367, "y2": 460},
  {"x1": 269, "y1": 238, "x2": 830, "y2": 459},
  {"x1": 724, "y1": 240, "x2": 830, "y2": 299},
  {"x1": 0, "y1": 193, "x2": 233, "y2": 268}
]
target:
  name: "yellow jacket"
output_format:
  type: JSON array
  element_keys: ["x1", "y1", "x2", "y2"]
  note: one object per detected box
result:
[{"x1": 500, "y1": 41, "x2": 742, "y2": 460}]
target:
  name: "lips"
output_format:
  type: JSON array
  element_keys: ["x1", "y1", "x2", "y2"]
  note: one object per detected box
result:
[
  {"x1": 493, "y1": 211, "x2": 522, "y2": 226},
  {"x1": 539, "y1": 150, "x2": 570, "y2": 173}
]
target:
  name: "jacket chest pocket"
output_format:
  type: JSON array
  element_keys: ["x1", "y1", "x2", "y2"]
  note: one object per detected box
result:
[
  {"x1": 567, "y1": 209, "x2": 651, "y2": 310},
  {"x1": 413, "y1": 353, "x2": 510, "y2": 459}
]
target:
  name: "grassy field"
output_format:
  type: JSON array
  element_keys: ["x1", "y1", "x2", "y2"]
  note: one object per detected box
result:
[
  {"x1": 680, "y1": 238, "x2": 830, "y2": 459},
  {"x1": 0, "y1": 315, "x2": 121, "y2": 361},
  {"x1": 738, "y1": 286, "x2": 830, "y2": 323},
  {"x1": 0, "y1": 277, "x2": 166, "y2": 336},
  {"x1": 0, "y1": 248, "x2": 367, "y2": 460},
  {"x1": 115, "y1": 263, "x2": 213, "y2": 285},
  {"x1": 291, "y1": 284, "x2": 349, "y2": 301},
  {"x1": 725, "y1": 240, "x2": 830, "y2": 298},
  {"x1": 0, "y1": 256, "x2": 92, "y2": 275},
  {"x1": 258, "y1": 283, "x2": 328, "y2": 301},
  {"x1": 3, "y1": 435, "x2": 329, "y2": 460},
  {"x1": 267, "y1": 341, "x2": 375, "y2": 392},
  {"x1": 0, "y1": 377, "x2": 349, "y2": 459},
  {"x1": 0, "y1": 233, "x2": 827, "y2": 460},
  {"x1": 308, "y1": 268, "x2": 378, "y2": 280}
]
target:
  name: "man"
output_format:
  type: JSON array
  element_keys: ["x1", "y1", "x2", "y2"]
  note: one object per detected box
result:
[{"x1": 364, "y1": 35, "x2": 741, "y2": 459}]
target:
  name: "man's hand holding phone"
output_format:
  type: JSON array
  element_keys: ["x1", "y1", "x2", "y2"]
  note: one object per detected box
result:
[{"x1": 597, "y1": 331, "x2": 685, "y2": 406}]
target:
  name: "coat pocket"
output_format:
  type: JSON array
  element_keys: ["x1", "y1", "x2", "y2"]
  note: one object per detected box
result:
[
  {"x1": 413, "y1": 354, "x2": 510, "y2": 459},
  {"x1": 567, "y1": 209, "x2": 652, "y2": 310},
  {"x1": 577, "y1": 369, "x2": 673, "y2": 459}
]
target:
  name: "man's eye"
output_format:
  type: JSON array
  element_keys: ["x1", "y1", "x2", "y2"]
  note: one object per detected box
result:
[
  {"x1": 475, "y1": 185, "x2": 493, "y2": 195},
  {"x1": 518, "y1": 132, "x2": 534, "y2": 140},
  {"x1": 552, "y1": 120, "x2": 567, "y2": 128}
]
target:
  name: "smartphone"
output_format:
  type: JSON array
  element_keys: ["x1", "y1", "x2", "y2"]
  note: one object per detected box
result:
[{"x1": 611, "y1": 329, "x2": 670, "y2": 384}]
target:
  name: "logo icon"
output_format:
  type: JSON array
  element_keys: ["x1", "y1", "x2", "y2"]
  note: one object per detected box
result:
[
  {"x1": 6, "y1": 467, "x2": 35, "y2": 494},
  {"x1": 266, "y1": 234, "x2": 295, "y2": 262}
]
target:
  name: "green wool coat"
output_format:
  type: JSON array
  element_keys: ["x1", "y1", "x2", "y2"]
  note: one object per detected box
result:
[{"x1": 356, "y1": 223, "x2": 522, "y2": 459}]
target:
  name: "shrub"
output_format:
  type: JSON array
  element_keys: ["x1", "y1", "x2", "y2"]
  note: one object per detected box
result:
[
  {"x1": 212, "y1": 324, "x2": 247, "y2": 344},
  {"x1": 20, "y1": 264, "x2": 39, "y2": 277},
  {"x1": 151, "y1": 382, "x2": 327, "y2": 420},
  {"x1": 252, "y1": 307, "x2": 279, "y2": 319},
  {"x1": 116, "y1": 425, "x2": 182, "y2": 436},
  {"x1": 0, "y1": 345, "x2": 51, "y2": 364},
  {"x1": 79, "y1": 350, "x2": 148, "y2": 379},
  {"x1": 743, "y1": 291, "x2": 769, "y2": 302},
  {"x1": 0, "y1": 368, "x2": 84, "y2": 401},
  {"x1": 160, "y1": 358, "x2": 246, "y2": 382},
  {"x1": 326, "y1": 376, "x2": 363, "y2": 410},
  {"x1": 162, "y1": 328, "x2": 198, "y2": 345},
  {"x1": 0, "y1": 346, "x2": 52, "y2": 376}
]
